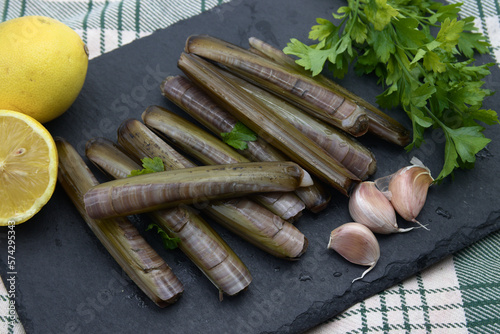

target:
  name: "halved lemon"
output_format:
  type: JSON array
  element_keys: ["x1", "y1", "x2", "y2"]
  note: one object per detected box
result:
[{"x1": 0, "y1": 110, "x2": 58, "y2": 225}]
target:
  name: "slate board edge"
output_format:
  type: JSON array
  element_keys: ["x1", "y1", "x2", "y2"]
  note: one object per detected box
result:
[{"x1": 277, "y1": 210, "x2": 500, "y2": 334}]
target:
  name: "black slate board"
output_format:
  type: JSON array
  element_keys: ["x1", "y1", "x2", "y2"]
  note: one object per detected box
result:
[{"x1": 2, "y1": 0, "x2": 500, "y2": 333}]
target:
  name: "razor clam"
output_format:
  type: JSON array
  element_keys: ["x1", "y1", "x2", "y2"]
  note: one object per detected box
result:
[
  {"x1": 85, "y1": 138, "x2": 140, "y2": 179},
  {"x1": 86, "y1": 137, "x2": 252, "y2": 298},
  {"x1": 218, "y1": 69, "x2": 377, "y2": 180},
  {"x1": 117, "y1": 119, "x2": 308, "y2": 259},
  {"x1": 248, "y1": 37, "x2": 411, "y2": 146},
  {"x1": 84, "y1": 159, "x2": 312, "y2": 219},
  {"x1": 161, "y1": 75, "x2": 285, "y2": 163},
  {"x1": 184, "y1": 34, "x2": 369, "y2": 137},
  {"x1": 117, "y1": 119, "x2": 196, "y2": 169},
  {"x1": 142, "y1": 106, "x2": 305, "y2": 221},
  {"x1": 177, "y1": 52, "x2": 359, "y2": 195},
  {"x1": 161, "y1": 75, "x2": 331, "y2": 213},
  {"x1": 56, "y1": 137, "x2": 183, "y2": 307}
]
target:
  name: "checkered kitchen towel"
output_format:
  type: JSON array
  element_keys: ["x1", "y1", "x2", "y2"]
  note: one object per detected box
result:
[{"x1": 1, "y1": 1, "x2": 499, "y2": 333}]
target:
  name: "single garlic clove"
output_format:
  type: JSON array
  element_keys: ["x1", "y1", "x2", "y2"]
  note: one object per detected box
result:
[
  {"x1": 349, "y1": 181, "x2": 413, "y2": 234},
  {"x1": 388, "y1": 157, "x2": 433, "y2": 227},
  {"x1": 327, "y1": 222, "x2": 380, "y2": 283}
]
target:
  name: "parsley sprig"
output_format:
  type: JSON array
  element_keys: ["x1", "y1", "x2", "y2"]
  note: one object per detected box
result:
[
  {"x1": 127, "y1": 158, "x2": 181, "y2": 250},
  {"x1": 221, "y1": 121, "x2": 258, "y2": 150},
  {"x1": 284, "y1": 0, "x2": 498, "y2": 181},
  {"x1": 146, "y1": 224, "x2": 181, "y2": 250},
  {"x1": 128, "y1": 157, "x2": 165, "y2": 177}
]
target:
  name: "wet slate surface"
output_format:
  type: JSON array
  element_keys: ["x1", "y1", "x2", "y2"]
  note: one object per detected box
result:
[{"x1": 1, "y1": 0, "x2": 500, "y2": 333}]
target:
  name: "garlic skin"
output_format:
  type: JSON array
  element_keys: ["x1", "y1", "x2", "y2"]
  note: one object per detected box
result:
[
  {"x1": 327, "y1": 222, "x2": 380, "y2": 283},
  {"x1": 349, "y1": 181, "x2": 413, "y2": 234},
  {"x1": 388, "y1": 158, "x2": 433, "y2": 225}
]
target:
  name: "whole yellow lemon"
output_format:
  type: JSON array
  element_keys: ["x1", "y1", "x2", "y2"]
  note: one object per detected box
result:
[{"x1": 0, "y1": 16, "x2": 89, "y2": 123}]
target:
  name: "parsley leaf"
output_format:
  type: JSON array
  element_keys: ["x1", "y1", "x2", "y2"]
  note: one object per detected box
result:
[
  {"x1": 221, "y1": 121, "x2": 258, "y2": 150},
  {"x1": 128, "y1": 157, "x2": 165, "y2": 177},
  {"x1": 284, "y1": 0, "x2": 498, "y2": 181},
  {"x1": 146, "y1": 224, "x2": 180, "y2": 250},
  {"x1": 309, "y1": 17, "x2": 337, "y2": 41},
  {"x1": 436, "y1": 18, "x2": 464, "y2": 52},
  {"x1": 437, "y1": 124, "x2": 491, "y2": 180},
  {"x1": 364, "y1": 0, "x2": 399, "y2": 31},
  {"x1": 458, "y1": 17, "x2": 490, "y2": 57}
]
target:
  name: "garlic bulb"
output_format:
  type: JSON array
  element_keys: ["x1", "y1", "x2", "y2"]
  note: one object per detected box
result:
[
  {"x1": 327, "y1": 222, "x2": 380, "y2": 283},
  {"x1": 349, "y1": 181, "x2": 414, "y2": 234},
  {"x1": 387, "y1": 157, "x2": 433, "y2": 227}
]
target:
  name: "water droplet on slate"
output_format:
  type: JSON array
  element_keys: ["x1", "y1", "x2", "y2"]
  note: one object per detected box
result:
[
  {"x1": 299, "y1": 274, "x2": 312, "y2": 281},
  {"x1": 476, "y1": 147, "x2": 493, "y2": 160},
  {"x1": 333, "y1": 272, "x2": 342, "y2": 278},
  {"x1": 435, "y1": 207, "x2": 451, "y2": 219}
]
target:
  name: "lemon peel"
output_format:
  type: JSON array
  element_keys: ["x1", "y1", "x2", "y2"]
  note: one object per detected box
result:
[{"x1": 0, "y1": 16, "x2": 89, "y2": 123}]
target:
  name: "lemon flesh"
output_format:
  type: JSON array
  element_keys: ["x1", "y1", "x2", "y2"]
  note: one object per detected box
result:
[
  {"x1": 0, "y1": 110, "x2": 58, "y2": 225},
  {"x1": 0, "y1": 16, "x2": 89, "y2": 123}
]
